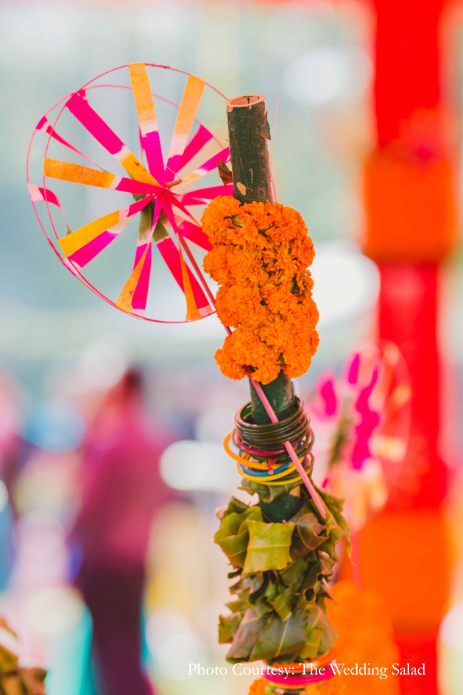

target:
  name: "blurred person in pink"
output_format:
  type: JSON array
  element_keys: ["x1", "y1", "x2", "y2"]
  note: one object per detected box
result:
[
  {"x1": 0, "y1": 375, "x2": 23, "y2": 521},
  {"x1": 72, "y1": 368, "x2": 172, "y2": 695}
]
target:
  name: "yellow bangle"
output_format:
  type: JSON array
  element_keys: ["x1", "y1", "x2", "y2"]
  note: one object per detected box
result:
[
  {"x1": 238, "y1": 463, "x2": 303, "y2": 486},
  {"x1": 223, "y1": 432, "x2": 271, "y2": 469},
  {"x1": 237, "y1": 460, "x2": 298, "y2": 481},
  {"x1": 223, "y1": 432, "x2": 306, "y2": 473}
]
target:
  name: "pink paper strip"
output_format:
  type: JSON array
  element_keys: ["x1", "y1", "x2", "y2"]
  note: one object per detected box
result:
[
  {"x1": 68, "y1": 228, "x2": 126, "y2": 268},
  {"x1": 175, "y1": 218, "x2": 212, "y2": 251},
  {"x1": 129, "y1": 63, "x2": 166, "y2": 185},
  {"x1": 162, "y1": 200, "x2": 213, "y2": 316},
  {"x1": 170, "y1": 195, "x2": 200, "y2": 220},
  {"x1": 174, "y1": 146, "x2": 230, "y2": 188},
  {"x1": 156, "y1": 232, "x2": 214, "y2": 319},
  {"x1": 156, "y1": 236, "x2": 184, "y2": 287},
  {"x1": 44, "y1": 158, "x2": 159, "y2": 196},
  {"x1": 29, "y1": 183, "x2": 62, "y2": 209},
  {"x1": 178, "y1": 183, "x2": 233, "y2": 205},
  {"x1": 37, "y1": 116, "x2": 87, "y2": 159},
  {"x1": 28, "y1": 183, "x2": 72, "y2": 235},
  {"x1": 112, "y1": 178, "x2": 157, "y2": 195},
  {"x1": 177, "y1": 124, "x2": 213, "y2": 172},
  {"x1": 65, "y1": 195, "x2": 154, "y2": 265},
  {"x1": 128, "y1": 194, "x2": 164, "y2": 314},
  {"x1": 36, "y1": 112, "x2": 108, "y2": 170},
  {"x1": 167, "y1": 199, "x2": 212, "y2": 250},
  {"x1": 66, "y1": 91, "x2": 158, "y2": 185},
  {"x1": 131, "y1": 242, "x2": 152, "y2": 314},
  {"x1": 67, "y1": 91, "x2": 127, "y2": 156}
]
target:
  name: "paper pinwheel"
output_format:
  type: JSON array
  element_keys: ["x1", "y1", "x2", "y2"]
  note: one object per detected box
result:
[
  {"x1": 27, "y1": 63, "x2": 233, "y2": 323},
  {"x1": 307, "y1": 341, "x2": 412, "y2": 530}
]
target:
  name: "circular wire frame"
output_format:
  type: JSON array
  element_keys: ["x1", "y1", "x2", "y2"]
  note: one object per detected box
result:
[{"x1": 27, "y1": 64, "x2": 231, "y2": 324}]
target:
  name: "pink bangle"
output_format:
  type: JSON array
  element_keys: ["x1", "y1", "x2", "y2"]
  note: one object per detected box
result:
[{"x1": 263, "y1": 662, "x2": 336, "y2": 688}]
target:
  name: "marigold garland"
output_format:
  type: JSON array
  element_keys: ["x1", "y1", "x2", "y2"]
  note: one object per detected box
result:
[{"x1": 202, "y1": 197, "x2": 319, "y2": 385}]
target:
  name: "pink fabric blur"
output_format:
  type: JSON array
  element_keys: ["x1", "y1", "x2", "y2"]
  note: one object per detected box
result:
[{"x1": 72, "y1": 376, "x2": 172, "y2": 570}]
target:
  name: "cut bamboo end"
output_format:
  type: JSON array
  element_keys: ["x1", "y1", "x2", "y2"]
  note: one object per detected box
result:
[{"x1": 227, "y1": 94, "x2": 265, "y2": 111}]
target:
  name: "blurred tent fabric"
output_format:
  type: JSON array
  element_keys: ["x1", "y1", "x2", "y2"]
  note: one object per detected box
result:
[
  {"x1": 0, "y1": 2, "x2": 462, "y2": 695},
  {"x1": 359, "y1": 2, "x2": 455, "y2": 694}
]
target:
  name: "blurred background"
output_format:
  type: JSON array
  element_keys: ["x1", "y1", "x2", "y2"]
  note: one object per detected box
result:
[{"x1": 1, "y1": 1, "x2": 463, "y2": 694}]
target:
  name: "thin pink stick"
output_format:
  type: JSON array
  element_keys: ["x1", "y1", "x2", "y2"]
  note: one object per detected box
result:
[
  {"x1": 199, "y1": 255, "x2": 324, "y2": 513},
  {"x1": 245, "y1": 369, "x2": 326, "y2": 518}
]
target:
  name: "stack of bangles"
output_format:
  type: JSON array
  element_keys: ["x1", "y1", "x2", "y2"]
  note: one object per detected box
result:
[
  {"x1": 262, "y1": 650, "x2": 338, "y2": 692},
  {"x1": 223, "y1": 398, "x2": 314, "y2": 486}
]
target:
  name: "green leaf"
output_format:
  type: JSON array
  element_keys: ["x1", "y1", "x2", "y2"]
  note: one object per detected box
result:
[
  {"x1": 290, "y1": 511, "x2": 328, "y2": 559},
  {"x1": 330, "y1": 508, "x2": 351, "y2": 555},
  {"x1": 268, "y1": 585, "x2": 296, "y2": 622},
  {"x1": 226, "y1": 599, "x2": 248, "y2": 613},
  {"x1": 317, "y1": 486, "x2": 351, "y2": 554},
  {"x1": 250, "y1": 611, "x2": 308, "y2": 661},
  {"x1": 298, "y1": 626, "x2": 323, "y2": 661},
  {"x1": 318, "y1": 554, "x2": 335, "y2": 578},
  {"x1": 247, "y1": 573, "x2": 267, "y2": 605},
  {"x1": 264, "y1": 578, "x2": 280, "y2": 603},
  {"x1": 229, "y1": 575, "x2": 253, "y2": 598},
  {"x1": 220, "y1": 496, "x2": 251, "y2": 520},
  {"x1": 243, "y1": 520, "x2": 295, "y2": 575},
  {"x1": 318, "y1": 540, "x2": 338, "y2": 563},
  {"x1": 239, "y1": 507, "x2": 263, "y2": 532},
  {"x1": 219, "y1": 612, "x2": 244, "y2": 644},
  {"x1": 239, "y1": 479, "x2": 301, "y2": 503},
  {"x1": 215, "y1": 507, "x2": 262, "y2": 568},
  {"x1": 305, "y1": 603, "x2": 337, "y2": 655},
  {"x1": 260, "y1": 493, "x2": 303, "y2": 522},
  {"x1": 300, "y1": 561, "x2": 324, "y2": 593},
  {"x1": 226, "y1": 609, "x2": 267, "y2": 662},
  {"x1": 279, "y1": 557, "x2": 308, "y2": 588},
  {"x1": 268, "y1": 562, "x2": 308, "y2": 622},
  {"x1": 317, "y1": 487, "x2": 344, "y2": 513},
  {"x1": 214, "y1": 513, "x2": 249, "y2": 567},
  {"x1": 250, "y1": 598, "x2": 274, "y2": 619}
]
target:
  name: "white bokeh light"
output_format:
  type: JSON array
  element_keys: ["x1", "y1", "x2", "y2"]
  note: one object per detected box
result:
[
  {"x1": 440, "y1": 603, "x2": 463, "y2": 652},
  {"x1": 285, "y1": 46, "x2": 372, "y2": 106},
  {"x1": 146, "y1": 610, "x2": 207, "y2": 681},
  {"x1": 311, "y1": 242, "x2": 380, "y2": 327},
  {"x1": 160, "y1": 440, "x2": 235, "y2": 493},
  {"x1": 0, "y1": 480, "x2": 8, "y2": 515},
  {"x1": 78, "y1": 338, "x2": 128, "y2": 392}
]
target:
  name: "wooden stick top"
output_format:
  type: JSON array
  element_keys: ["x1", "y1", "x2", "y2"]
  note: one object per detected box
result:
[
  {"x1": 226, "y1": 93, "x2": 273, "y2": 205},
  {"x1": 227, "y1": 94, "x2": 265, "y2": 110}
]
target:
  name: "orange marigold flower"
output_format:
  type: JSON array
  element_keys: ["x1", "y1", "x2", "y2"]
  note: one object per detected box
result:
[
  {"x1": 261, "y1": 283, "x2": 299, "y2": 316},
  {"x1": 282, "y1": 331, "x2": 319, "y2": 379},
  {"x1": 216, "y1": 285, "x2": 268, "y2": 328},
  {"x1": 202, "y1": 197, "x2": 319, "y2": 385},
  {"x1": 248, "y1": 679, "x2": 266, "y2": 695},
  {"x1": 226, "y1": 247, "x2": 268, "y2": 285},
  {"x1": 202, "y1": 246, "x2": 232, "y2": 286}
]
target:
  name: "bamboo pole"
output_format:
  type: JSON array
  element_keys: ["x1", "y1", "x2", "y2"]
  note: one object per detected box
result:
[
  {"x1": 226, "y1": 94, "x2": 298, "y2": 428},
  {"x1": 226, "y1": 94, "x2": 305, "y2": 521}
]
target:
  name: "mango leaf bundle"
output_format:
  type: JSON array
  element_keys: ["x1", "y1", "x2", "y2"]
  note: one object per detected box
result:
[{"x1": 216, "y1": 486, "x2": 349, "y2": 663}]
